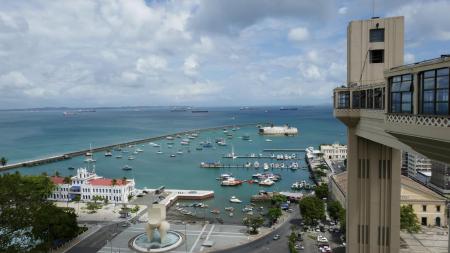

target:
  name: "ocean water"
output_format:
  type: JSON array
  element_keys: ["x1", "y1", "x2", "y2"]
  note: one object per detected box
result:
[{"x1": 0, "y1": 106, "x2": 346, "y2": 222}]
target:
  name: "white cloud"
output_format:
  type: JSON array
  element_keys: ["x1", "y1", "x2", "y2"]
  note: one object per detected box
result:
[
  {"x1": 338, "y1": 7, "x2": 348, "y2": 15},
  {"x1": 183, "y1": 54, "x2": 199, "y2": 77},
  {"x1": 288, "y1": 27, "x2": 310, "y2": 42},
  {"x1": 404, "y1": 53, "x2": 416, "y2": 64},
  {"x1": 136, "y1": 55, "x2": 168, "y2": 74},
  {"x1": 0, "y1": 71, "x2": 32, "y2": 89}
]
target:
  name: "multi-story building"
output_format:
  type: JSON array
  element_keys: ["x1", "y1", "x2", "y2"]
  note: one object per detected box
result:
[
  {"x1": 429, "y1": 161, "x2": 450, "y2": 195},
  {"x1": 330, "y1": 171, "x2": 447, "y2": 227},
  {"x1": 320, "y1": 143, "x2": 347, "y2": 161},
  {"x1": 333, "y1": 16, "x2": 450, "y2": 253},
  {"x1": 49, "y1": 168, "x2": 136, "y2": 203},
  {"x1": 404, "y1": 151, "x2": 432, "y2": 178}
]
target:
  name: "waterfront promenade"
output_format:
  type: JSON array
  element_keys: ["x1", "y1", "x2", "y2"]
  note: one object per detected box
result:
[{"x1": 0, "y1": 123, "x2": 261, "y2": 172}]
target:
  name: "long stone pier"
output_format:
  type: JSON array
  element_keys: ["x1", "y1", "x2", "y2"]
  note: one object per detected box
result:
[{"x1": 0, "y1": 123, "x2": 264, "y2": 172}]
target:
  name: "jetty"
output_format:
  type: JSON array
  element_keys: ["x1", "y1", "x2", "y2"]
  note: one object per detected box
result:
[
  {"x1": 0, "y1": 123, "x2": 266, "y2": 172},
  {"x1": 222, "y1": 155, "x2": 301, "y2": 160},
  {"x1": 263, "y1": 148, "x2": 306, "y2": 152},
  {"x1": 148, "y1": 189, "x2": 214, "y2": 208}
]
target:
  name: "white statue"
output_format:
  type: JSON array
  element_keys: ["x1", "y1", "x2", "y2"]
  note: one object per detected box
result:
[{"x1": 145, "y1": 204, "x2": 170, "y2": 243}]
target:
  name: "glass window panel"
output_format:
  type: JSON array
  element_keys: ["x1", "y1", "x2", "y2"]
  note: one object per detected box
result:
[
  {"x1": 402, "y1": 102, "x2": 412, "y2": 113},
  {"x1": 391, "y1": 82, "x2": 401, "y2": 92},
  {"x1": 391, "y1": 93, "x2": 401, "y2": 103},
  {"x1": 423, "y1": 90, "x2": 434, "y2": 102},
  {"x1": 402, "y1": 92, "x2": 412, "y2": 102},
  {"x1": 436, "y1": 102, "x2": 449, "y2": 115},
  {"x1": 422, "y1": 103, "x2": 434, "y2": 114},
  {"x1": 423, "y1": 78, "x2": 435, "y2": 90},
  {"x1": 400, "y1": 81, "x2": 412, "y2": 91},
  {"x1": 391, "y1": 103, "x2": 400, "y2": 113},
  {"x1": 437, "y1": 68, "x2": 449, "y2": 76},
  {"x1": 437, "y1": 76, "x2": 449, "y2": 89},
  {"x1": 402, "y1": 74, "x2": 412, "y2": 81},
  {"x1": 370, "y1": 29, "x2": 384, "y2": 42},
  {"x1": 392, "y1": 76, "x2": 401, "y2": 82},
  {"x1": 424, "y1": 70, "x2": 435, "y2": 78},
  {"x1": 436, "y1": 89, "x2": 449, "y2": 102}
]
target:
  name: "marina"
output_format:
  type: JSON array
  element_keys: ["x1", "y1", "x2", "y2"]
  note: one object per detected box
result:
[{"x1": 0, "y1": 107, "x2": 346, "y2": 223}]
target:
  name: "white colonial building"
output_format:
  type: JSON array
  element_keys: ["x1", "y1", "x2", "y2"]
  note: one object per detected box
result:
[
  {"x1": 49, "y1": 168, "x2": 136, "y2": 203},
  {"x1": 319, "y1": 143, "x2": 347, "y2": 161}
]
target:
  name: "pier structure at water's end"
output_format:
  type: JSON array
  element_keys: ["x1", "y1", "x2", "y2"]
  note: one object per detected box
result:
[{"x1": 143, "y1": 188, "x2": 214, "y2": 209}]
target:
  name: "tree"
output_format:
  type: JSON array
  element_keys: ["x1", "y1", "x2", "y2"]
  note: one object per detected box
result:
[
  {"x1": 54, "y1": 171, "x2": 60, "y2": 177},
  {"x1": 271, "y1": 194, "x2": 287, "y2": 206},
  {"x1": 112, "y1": 179, "x2": 117, "y2": 187},
  {"x1": 243, "y1": 215, "x2": 264, "y2": 234},
  {"x1": 122, "y1": 176, "x2": 127, "y2": 184},
  {"x1": 400, "y1": 205, "x2": 421, "y2": 233},
  {"x1": 315, "y1": 183, "x2": 328, "y2": 200},
  {"x1": 327, "y1": 201, "x2": 345, "y2": 221},
  {"x1": 268, "y1": 207, "x2": 282, "y2": 222},
  {"x1": 63, "y1": 176, "x2": 71, "y2": 184},
  {"x1": 0, "y1": 157, "x2": 7, "y2": 166},
  {"x1": 0, "y1": 172, "x2": 79, "y2": 252},
  {"x1": 299, "y1": 196, "x2": 325, "y2": 225}
]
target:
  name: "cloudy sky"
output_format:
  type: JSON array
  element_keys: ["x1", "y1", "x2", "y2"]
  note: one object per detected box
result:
[{"x1": 0, "y1": 0, "x2": 449, "y2": 109}]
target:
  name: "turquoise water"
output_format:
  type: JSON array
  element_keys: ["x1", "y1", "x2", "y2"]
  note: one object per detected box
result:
[{"x1": 0, "y1": 106, "x2": 346, "y2": 222}]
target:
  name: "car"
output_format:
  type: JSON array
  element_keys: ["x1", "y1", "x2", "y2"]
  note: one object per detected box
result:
[
  {"x1": 294, "y1": 244, "x2": 304, "y2": 250},
  {"x1": 273, "y1": 234, "x2": 280, "y2": 240},
  {"x1": 317, "y1": 235, "x2": 328, "y2": 243},
  {"x1": 121, "y1": 223, "x2": 129, "y2": 227}
]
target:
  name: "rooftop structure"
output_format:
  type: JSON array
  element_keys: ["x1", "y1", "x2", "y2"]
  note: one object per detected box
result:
[
  {"x1": 332, "y1": 16, "x2": 450, "y2": 253},
  {"x1": 320, "y1": 143, "x2": 347, "y2": 161},
  {"x1": 49, "y1": 168, "x2": 136, "y2": 203}
]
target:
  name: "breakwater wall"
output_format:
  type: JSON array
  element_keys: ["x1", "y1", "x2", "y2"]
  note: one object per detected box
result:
[{"x1": 0, "y1": 123, "x2": 263, "y2": 172}]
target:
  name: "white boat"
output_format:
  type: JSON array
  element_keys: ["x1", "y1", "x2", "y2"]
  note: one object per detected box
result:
[
  {"x1": 224, "y1": 207, "x2": 235, "y2": 212},
  {"x1": 128, "y1": 155, "x2": 135, "y2": 160},
  {"x1": 122, "y1": 165, "x2": 132, "y2": 171},
  {"x1": 166, "y1": 136, "x2": 174, "y2": 140},
  {"x1": 180, "y1": 141, "x2": 189, "y2": 145},
  {"x1": 263, "y1": 163, "x2": 269, "y2": 170},
  {"x1": 242, "y1": 206, "x2": 253, "y2": 212},
  {"x1": 170, "y1": 154, "x2": 176, "y2": 158},
  {"x1": 176, "y1": 150, "x2": 183, "y2": 154},
  {"x1": 104, "y1": 151, "x2": 112, "y2": 157},
  {"x1": 259, "y1": 178, "x2": 275, "y2": 186},
  {"x1": 136, "y1": 148, "x2": 144, "y2": 152},
  {"x1": 218, "y1": 173, "x2": 233, "y2": 180},
  {"x1": 254, "y1": 161, "x2": 260, "y2": 168},
  {"x1": 115, "y1": 155, "x2": 123, "y2": 159},
  {"x1": 229, "y1": 196, "x2": 242, "y2": 203},
  {"x1": 156, "y1": 150, "x2": 163, "y2": 154},
  {"x1": 265, "y1": 139, "x2": 272, "y2": 142},
  {"x1": 84, "y1": 158, "x2": 96, "y2": 163},
  {"x1": 133, "y1": 151, "x2": 139, "y2": 155},
  {"x1": 221, "y1": 177, "x2": 242, "y2": 186},
  {"x1": 252, "y1": 173, "x2": 262, "y2": 178}
]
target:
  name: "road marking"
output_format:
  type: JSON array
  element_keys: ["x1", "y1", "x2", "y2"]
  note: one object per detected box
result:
[
  {"x1": 200, "y1": 224, "x2": 215, "y2": 252},
  {"x1": 189, "y1": 224, "x2": 207, "y2": 253}
]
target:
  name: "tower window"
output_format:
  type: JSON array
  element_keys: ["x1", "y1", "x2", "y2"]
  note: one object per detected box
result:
[
  {"x1": 370, "y1": 50, "x2": 384, "y2": 63},
  {"x1": 370, "y1": 29, "x2": 385, "y2": 42}
]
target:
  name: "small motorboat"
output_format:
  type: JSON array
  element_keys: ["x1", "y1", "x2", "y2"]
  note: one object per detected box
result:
[
  {"x1": 122, "y1": 165, "x2": 132, "y2": 171},
  {"x1": 229, "y1": 196, "x2": 242, "y2": 203},
  {"x1": 104, "y1": 151, "x2": 112, "y2": 157},
  {"x1": 115, "y1": 155, "x2": 123, "y2": 159},
  {"x1": 128, "y1": 156, "x2": 135, "y2": 160},
  {"x1": 156, "y1": 150, "x2": 163, "y2": 154},
  {"x1": 170, "y1": 154, "x2": 176, "y2": 158}
]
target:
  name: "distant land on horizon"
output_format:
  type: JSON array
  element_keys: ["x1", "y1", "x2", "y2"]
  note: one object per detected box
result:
[{"x1": 0, "y1": 104, "x2": 333, "y2": 112}]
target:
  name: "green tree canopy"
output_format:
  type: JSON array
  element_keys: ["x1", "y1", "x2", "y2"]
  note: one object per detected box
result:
[
  {"x1": 271, "y1": 194, "x2": 287, "y2": 206},
  {"x1": 0, "y1": 157, "x2": 7, "y2": 166},
  {"x1": 400, "y1": 204, "x2": 421, "y2": 233},
  {"x1": 315, "y1": 183, "x2": 328, "y2": 200},
  {"x1": 327, "y1": 200, "x2": 345, "y2": 221},
  {"x1": 243, "y1": 215, "x2": 264, "y2": 234},
  {"x1": 0, "y1": 172, "x2": 80, "y2": 252},
  {"x1": 299, "y1": 196, "x2": 325, "y2": 225},
  {"x1": 268, "y1": 207, "x2": 282, "y2": 222}
]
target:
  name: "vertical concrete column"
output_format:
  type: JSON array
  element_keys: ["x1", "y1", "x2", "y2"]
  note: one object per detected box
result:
[{"x1": 346, "y1": 133, "x2": 401, "y2": 253}]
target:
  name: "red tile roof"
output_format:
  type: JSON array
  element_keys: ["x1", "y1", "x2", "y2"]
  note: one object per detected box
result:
[
  {"x1": 50, "y1": 176, "x2": 65, "y2": 185},
  {"x1": 88, "y1": 178, "x2": 129, "y2": 186}
]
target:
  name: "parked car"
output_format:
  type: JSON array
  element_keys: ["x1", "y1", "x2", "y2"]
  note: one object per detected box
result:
[
  {"x1": 295, "y1": 244, "x2": 304, "y2": 250},
  {"x1": 317, "y1": 235, "x2": 328, "y2": 243},
  {"x1": 273, "y1": 234, "x2": 280, "y2": 240}
]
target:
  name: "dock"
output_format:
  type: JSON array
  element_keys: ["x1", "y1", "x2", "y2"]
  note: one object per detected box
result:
[
  {"x1": 263, "y1": 148, "x2": 306, "y2": 152},
  {"x1": 221, "y1": 155, "x2": 301, "y2": 160},
  {"x1": 151, "y1": 189, "x2": 214, "y2": 208},
  {"x1": 0, "y1": 123, "x2": 265, "y2": 172}
]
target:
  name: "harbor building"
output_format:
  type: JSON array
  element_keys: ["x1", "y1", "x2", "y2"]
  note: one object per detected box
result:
[
  {"x1": 49, "y1": 168, "x2": 136, "y2": 203},
  {"x1": 330, "y1": 171, "x2": 447, "y2": 227},
  {"x1": 333, "y1": 16, "x2": 450, "y2": 253},
  {"x1": 320, "y1": 143, "x2": 347, "y2": 161}
]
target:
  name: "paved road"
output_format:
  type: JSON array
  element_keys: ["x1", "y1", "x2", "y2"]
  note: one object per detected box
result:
[{"x1": 214, "y1": 207, "x2": 299, "y2": 253}]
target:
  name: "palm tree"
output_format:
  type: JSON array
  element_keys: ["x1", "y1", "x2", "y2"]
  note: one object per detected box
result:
[{"x1": 0, "y1": 157, "x2": 7, "y2": 166}]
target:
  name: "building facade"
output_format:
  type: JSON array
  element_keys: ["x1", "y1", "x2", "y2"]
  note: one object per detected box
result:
[
  {"x1": 49, "y1": 168, "x2": 136, "y2": 203},
  {"x1": 320, "y1": 143, "x2": 347, "y2": 161},
  {"x1": 330, "y1": 171, "x2": 447, "y2": 227},
  {"x1": 333, "y1": 16, "x2": 450, "y2": 253},
  {"x1": 429, "y1": 161, "x2": 450, "y2": 195},
  {"x1": 404, "y1": 151, "x2": 432, "y2": 178}
]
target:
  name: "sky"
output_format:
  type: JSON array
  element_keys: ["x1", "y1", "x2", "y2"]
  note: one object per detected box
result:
[{"x1": 0, "y1": 0, "x2": 449, "y2": 109}]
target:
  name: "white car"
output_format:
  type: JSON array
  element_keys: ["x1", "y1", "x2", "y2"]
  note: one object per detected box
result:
[{"x1": 317, "y1": 235, "x2": 328, "y2": 243}]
